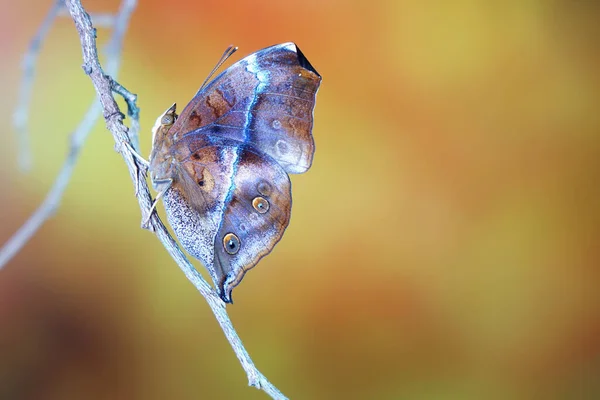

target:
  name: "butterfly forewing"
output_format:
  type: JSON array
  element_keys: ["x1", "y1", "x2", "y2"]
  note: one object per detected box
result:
[{"x1": 169, "y1": 42, "x2": 321, "y2": 174}]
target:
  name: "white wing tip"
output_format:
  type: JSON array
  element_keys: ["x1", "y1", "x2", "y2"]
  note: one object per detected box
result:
[{"x1": 281, "y1": 42, "x2": 297, "y2": 52}]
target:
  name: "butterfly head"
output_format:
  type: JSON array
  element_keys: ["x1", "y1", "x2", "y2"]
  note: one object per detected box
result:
[
  {"x1": 151, "y1": 103, "x2": 177, "y2": 148},
  {"x1": 149, "y1": 103, "x2": 180, "y2": 190}
]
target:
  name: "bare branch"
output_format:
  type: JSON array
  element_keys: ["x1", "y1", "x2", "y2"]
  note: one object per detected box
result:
[
  {"x1": 12, "y1": 0, "x2": 64, "y2": 171},
  {"x1": 0, "y1": 102, "x2": 101, "y2": 268},
  {"x1": 0, "y1": 0, "x2": 132, "y2": 270},
  {"x1": 61, "y1": 0, "x2": 288, "y2": 398}
]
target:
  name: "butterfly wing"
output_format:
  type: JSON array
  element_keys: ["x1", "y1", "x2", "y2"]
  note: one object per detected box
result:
[
  {"x1": 169, "y1": 42, "x2": 321, "y2": 174},
  {"x1": 161, "y1": 143, "x2": 241, "y2": 281},
  {"x1": 212, "y1": 147, "x2": 292, "y2": 303},
  {"x1": 162, "y1": 140, "x2": 291, "y2": 302}
]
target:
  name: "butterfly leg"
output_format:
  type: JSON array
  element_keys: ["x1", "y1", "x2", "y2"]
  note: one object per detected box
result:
[
  {"x1": 123, "y1": 140, "x2": 150, "y2": 167},
  {"x1": 142, "y1": 178, "x2": 172, "y2": 229},
  {"x1": 122, "y1": 140, "x2": 151, "y2": 196}
]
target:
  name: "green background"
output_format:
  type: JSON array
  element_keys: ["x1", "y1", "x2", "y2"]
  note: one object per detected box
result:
[{"x1": 1, "y1": 0, "x2": 599, "y2": 399}]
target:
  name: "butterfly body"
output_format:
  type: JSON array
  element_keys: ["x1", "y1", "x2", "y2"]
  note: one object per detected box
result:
[{"x1": 149, "y1": 43, "x2": 321, "y2": 303}]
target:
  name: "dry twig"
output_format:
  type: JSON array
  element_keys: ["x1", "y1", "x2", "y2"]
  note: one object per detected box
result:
[{"x1": 0, "y1": 0, "x2": 129, "y2": 268}]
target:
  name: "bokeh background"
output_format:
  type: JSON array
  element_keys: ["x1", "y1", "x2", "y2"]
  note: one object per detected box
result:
[{"x1": 1, "y1": 0, "x2": 599, "y2": 399}]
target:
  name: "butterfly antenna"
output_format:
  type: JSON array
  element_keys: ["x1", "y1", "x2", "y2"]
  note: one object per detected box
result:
[{"x1": 198, "y1": 45, "x2": 238, "y2": 91}]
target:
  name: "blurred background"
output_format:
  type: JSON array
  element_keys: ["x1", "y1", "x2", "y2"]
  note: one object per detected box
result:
[{"x1": 1, "y1": 0, "x2": 599, "y2": 399}]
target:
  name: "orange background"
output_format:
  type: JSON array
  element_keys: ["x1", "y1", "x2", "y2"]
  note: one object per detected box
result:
[{"x1": 1, "y1": 1, "x2": 599, "y2": 399}]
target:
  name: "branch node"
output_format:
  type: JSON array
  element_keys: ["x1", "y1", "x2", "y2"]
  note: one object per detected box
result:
[
  {"x1": 110, "y1": 77, "x2": 139, "y2": 119},
  {"x1": 82, "y1": 63, "x2": 92, "y2": 74},
  {"x1": 105, "y1": 110, "x2": 125, "y2": 122}
]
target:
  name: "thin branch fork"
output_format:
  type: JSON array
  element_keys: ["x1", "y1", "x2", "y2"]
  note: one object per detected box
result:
[
  {"x1": 63, "y1": 0, "x2": 288, "y2": 398},
  {"x1": 0, "y1": 0, "x2": 128, "y2": 269}
]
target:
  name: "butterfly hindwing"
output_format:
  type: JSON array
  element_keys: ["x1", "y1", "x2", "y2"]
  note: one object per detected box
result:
[
  {"x1": 212, "y1": 147, "x2": 292, "y2": 303},
  {"x1": 161, "y1": 144, "x2": 239, "y2": 279},
  {"x1": 163, "y1": 141, "x2": 292, "y2": 302}
]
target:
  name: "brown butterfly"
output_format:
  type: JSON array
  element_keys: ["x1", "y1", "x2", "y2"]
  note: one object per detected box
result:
[{"x1": 148, "y1": 43, "x2": 321, "y2": 303}]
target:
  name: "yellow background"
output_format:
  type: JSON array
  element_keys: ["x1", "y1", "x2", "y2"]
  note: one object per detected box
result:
[{"x1": 1, "y1": 0, "x2": 599, "y2": 399}]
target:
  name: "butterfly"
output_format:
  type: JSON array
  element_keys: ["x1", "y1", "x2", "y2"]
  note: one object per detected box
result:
[{"x1": 147, "y1": 43, "x2": 321, "y2": 303}]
